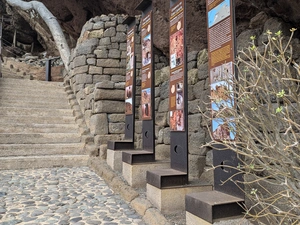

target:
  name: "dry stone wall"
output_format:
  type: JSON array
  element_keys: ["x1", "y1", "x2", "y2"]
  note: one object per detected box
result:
[{"x1": 64, "y1": 12, "x2": 300, "y2": 183}]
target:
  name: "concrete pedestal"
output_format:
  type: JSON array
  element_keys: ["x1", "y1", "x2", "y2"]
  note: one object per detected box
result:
[
  {"x1": 122, "y1": 161, "x2": 170, "y2": 188},
  {"x1": 147, "y1": 183, "x2": 212, "y2": 215},
  {"x1": 186, "y1": 212, "x2": 211, "y2": 225},
  {"x1": 107, "y1": 149, "x2": 125, "y2": 172}
]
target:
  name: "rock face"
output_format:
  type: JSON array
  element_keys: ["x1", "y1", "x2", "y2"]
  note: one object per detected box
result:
[{"x1": 1, "y1": 0, "x2": 299, "y2": 57}]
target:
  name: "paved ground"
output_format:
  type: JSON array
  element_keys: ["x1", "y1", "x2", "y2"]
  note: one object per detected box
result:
[{"x1": 0, "y1": 167, "x2": 146, "y2": 225}]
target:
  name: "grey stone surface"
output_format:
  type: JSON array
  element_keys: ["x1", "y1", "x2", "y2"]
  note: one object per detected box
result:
[
  {"x1": 0, "y1": 167, "x2": 146, "y2": 225},
  {"x1": 90, "y1": 114, "x2": 108, "y2": 135}
]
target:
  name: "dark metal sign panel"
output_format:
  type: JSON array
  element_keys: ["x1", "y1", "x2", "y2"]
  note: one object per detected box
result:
[
  {"x1": 125, "y1": 23, "x2": 135, "y2": 115},
  {"x1": 169, "y1": 0, "x2": 185, "y2": 132},
  {"x1": 141, "y1": 10, "x2": 153, "y2": 121},
  {"x1": 207, "y1": 0, "x2": 236, "y2": 141},
  {"x1": 169, "y1": 0, "x2": 188, "y2": 173},
  {"x1": 124, "y1": 17, "x2": 137, "y2": 140}
]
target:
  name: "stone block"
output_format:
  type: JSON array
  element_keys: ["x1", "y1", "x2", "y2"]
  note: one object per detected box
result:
[
  {"x1": 197, "y1": 49, "x2": 208, "y2": 66},
  {"x1": 93, "y1": 75, "x2": 111, "y2": 83},
  {"x1": 89, "y1": 29, "x2": 104, "y2": 39},
  {"x1": 89, "y1": 66, "x2": 103, "y2": 75},
  {"x1": 99, "y1": 37, "x2": 111, "y2": 46},
  {"x1": 108, "y1": 49, "x2": 121, "y2": 58},
  {"x1": 188, "y1": 114, "x2": 202, "y2": 132},
  {"x1": 104, "y1": 27, "x2": 116, "y2": 37},
  {"x1": 74, "y1": 55, "x2": 87, "y2": 67},
  {"x1": 115, "y1": 82, "x2": 125, "y2": 89},
  {"x1": 116, "y1": 24, "x2": 126, "y2": 32},
  {"x1": 93, "y1": 100, "x2": 125, "y2": 113},
  {"x1": 155, "y1": 144, "x2": 170, "y2": 160},
  {"x1": 119, "y1": 43, "x2": 127, "y2": 51},
  {"x1": 160, "y1": 81, "x2": 169, "y2": 100},
  {"x1": 155, "y1": 112, "x2": 168, "y2": 127},
  {"x1": 188, "y1": 61, "x2": 197, "y2": 71},
  {"x1": 111, "y1": 75, "x2": 125, "y2": 82},
  {"x1": 97, "y1": 59, "x2": 120, "y2": 68},
  {"x1": 94, "y1": 89, "x2": 124, "y2": 101},
  {"x1": 73, "y1": 65, "x2": 89, "y2": 75},
  {"x1": 94, "y1": 134, "x2": 122, "y2": 145},
  {"x1": 163, "y1": 128, "x2": 170, "y2": 145},
  {"x1": 198, "y1": 63, "x2": 209, "y2": 80},
  {"x1": 108, "y1": 114, "x2": 125, "y2": 122},
  {"x1": 123, "y1": 161, "x2": 170, "y2": 188},
  {"x1": 188, "y1": 131, "x2": 206, "y2": 155},
  {"x1": 95, "y1": 80, "x2": 115, "y2": 89},
  {"x1": 147, "y1": 184, "x2": 212, "y2": 215},
  {"x1": 157, "y1": 129, "x2": 164, "y2": 144},
  {"x1": 135, "y1": 121, "x2": 142, "y2": 134},
  {"x1": 189, "y1": 155, "x2": 206, "y2": 180},
  {"x1": 109, "y1": 122, "x2": 125, "y2": 134},
  {"x1": 90, "y1": 114, "x2": 108, "y2": 135},
  {"x1": 143, "y1": 208, "x2": 169, "y2": 225},
  {"x1": 87, "y1": 58, "x2": 96, "y2": 65},
  {"x1": 158, "y1": 98, "x2": 169, "y2": 113},
  {"x1": 188, "y1": 69, "x2": 199, "y2": 85},
  {"x1": 107, "y1": 149, "x2": 123, "y2": 172},
  {"x1": 111, "y1": 42, "x2": 119, "y2": 49},
  {"x1": 105, "y1": 21, "x2": 116, "y2": 28},
  {"x1": 95, "y1": 49, "x2": 108, "y2": 59},
  {"x1": 103, "y1": 68, "x2": 125, "y2": 75},
  {"x1": 93, "y1": 21, "x2": 104, "y2": 29},
  {"x1": 160, "y1": 66, "x2": 170, "y2": 83},
  {"x1": 76, "y1": 38, "x2": 99, "y2": 56},
  {"x1": 99, "y1": 144, "x2": 107, "y2": 160},
  {"x1": 75, "y1": 74, "x2": 93, "y2": 84},
  {"x1": 188, "y1": 50, "x2": 199, "y2": 62},
  {"x1": 155, "y1": 98, "x2": 160, "y2": 111},
  {"x1": 115, "y1": 32, "x2": 127, "y2": 42},
  {"x1": 188, "y1": 84, "x2": 195, "y2": 101},
  {"x1": 193, "y1": 80, "x2": 206, "y2": 99},
  {"x1": 130, "y1": 197, "x2": 152, "y2": 216}
]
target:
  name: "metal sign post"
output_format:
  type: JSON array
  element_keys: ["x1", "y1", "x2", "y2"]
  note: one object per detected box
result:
[
  {"x1": 107, "y1": 16, "x2": 136, "y2": 150},
  {"x1": 122, "y1": 0, "x2": 156, "y2": 164},
  {"x1": 146, "y1": 0, "x2": 189, "y2": 188},
  {"x1": 185, "y1": 1, "x2": 244, "y2": 223},
  {"x1": 0, "y1": 16, "x2": 3, "y2": 78}
]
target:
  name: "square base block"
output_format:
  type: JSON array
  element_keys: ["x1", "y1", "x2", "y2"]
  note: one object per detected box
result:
[
  {"x1": 147, "y1": 183, "x2": 212, "y2": 215},
  {"x1": 186, "y1": 212, "x2": 250, "y2": 225},
  {"x1": 107, "y1": 149, "x2": 128, "y2": 173},
  {"x1": 186, "y1": 212, "x2": 212, "y2": 225},
  {"x1": 123, "y1": 161, "x2": 170, "y2": 188}
]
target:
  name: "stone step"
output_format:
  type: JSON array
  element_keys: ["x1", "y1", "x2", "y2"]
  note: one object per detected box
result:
[
  {"x1": 0, "y1": 143, "x2": 85, "y2": 157},
  {"x1": 0, "y1": 133, "x2": 81, "y2": 144},
  {"x1": 0, "y1": 123, "x2": 79, "y2": 133},
  {"x1": 0, "y1": 107, "x2": 73, "y2": 117},
  {"x1": 0, "y1": 87, "x2": 67, "y2": 96},
  {"x1": 0, "y1": 77, "x2": 64, "y2": 87},
  {"x1": 0, "y1": 100, "x2": 70, "y2": 109},
  {"x1": 0, "y1": 115, "x2": 75, "y2": 124},
  {"x1": 0, "y1": 155, "x2": 89, "y2": 170}
]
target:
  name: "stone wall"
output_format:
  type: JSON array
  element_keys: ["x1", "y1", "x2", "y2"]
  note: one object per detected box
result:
[{"x1": 64, "y1": 12, "x2": 300, "y2": 183}]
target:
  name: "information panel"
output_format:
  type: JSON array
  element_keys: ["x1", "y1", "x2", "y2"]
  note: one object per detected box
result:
[
  {"x1": 207, "y1": 0, "x2": 235, "y2": 140},
  {"x1": 125, "y1": 26, "x2": 135, "y2": 115},
  {"x1": 169, "y1": 0, "x2": 185, "y2": 132},
  {"x1": 141, "y1": 11, "x2": 153, "y2": 120}
]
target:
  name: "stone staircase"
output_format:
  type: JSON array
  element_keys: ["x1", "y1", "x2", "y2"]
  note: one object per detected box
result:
[{"x1": 0, "y1": 77, "x2": 89, "y2": 170}]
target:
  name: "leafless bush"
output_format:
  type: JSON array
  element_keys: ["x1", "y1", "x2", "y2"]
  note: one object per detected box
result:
[{"x1": 202, "y1": 29, "x2": 300, "y2": 225}]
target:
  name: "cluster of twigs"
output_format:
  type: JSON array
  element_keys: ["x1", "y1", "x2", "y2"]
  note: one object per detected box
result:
[{"x1": 203, "y1": 29, "x2": 300, "y2": 225}]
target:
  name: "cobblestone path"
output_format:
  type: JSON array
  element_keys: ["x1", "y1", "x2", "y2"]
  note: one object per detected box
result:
[{"x1": 0, "y1": 167, "x2": 146, "y2": 225}]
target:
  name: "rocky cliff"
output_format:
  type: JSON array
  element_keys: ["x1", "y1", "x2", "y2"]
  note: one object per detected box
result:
[{"x1": 1, "y1": 0, "x2": 299, "y2": 57}]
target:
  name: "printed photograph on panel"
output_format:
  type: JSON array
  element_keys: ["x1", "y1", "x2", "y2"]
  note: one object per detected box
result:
[
  {"x1": 170, "y1": 27, "x2": 184, "y2": 69},
  {"x1": 125, "y1": 98, "x2": 132, "y2": 114},
  {"x1": 176, "y1": 109, "x2": 184, "y2": 131},
  {"x1": 211, "y1": 81, "x2": 233, "y2": 103},
  {"x1": 142, "y1": 34, "x2": 151, "y2": 66},
  {"x1": 208, "y1": 0, "x2": 230, "y2": 28},
  {"x1": 176, "y1": 82, "x2": 184, "y2": 109},
  {"x1": 212, "y1": 118, "x2": 235, "y2": 140},
  {"x1": 142, "y1": 103, "x2": 151, "y2": 118},
  {"x1": 125, "y1": 85, "x2": 133, "y2": 99}
]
